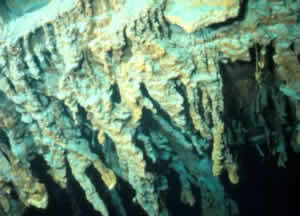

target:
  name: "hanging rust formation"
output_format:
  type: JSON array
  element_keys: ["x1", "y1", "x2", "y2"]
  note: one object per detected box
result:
[{"x1": 0, "y1": 0, "x2": 299, "y2": 215}]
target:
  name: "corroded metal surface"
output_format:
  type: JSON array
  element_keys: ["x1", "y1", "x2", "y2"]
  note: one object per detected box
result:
[{"x1": 0, "y1": 0, "x2": 299, "y2": 215}]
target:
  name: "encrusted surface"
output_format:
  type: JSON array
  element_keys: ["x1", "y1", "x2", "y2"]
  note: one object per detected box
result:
[
  {"x1": 0, "y1": 0, "x2": 299, "y2": 215},
  {"x1": 165, "y1": 0, "x2": 241, "y2": 33}
]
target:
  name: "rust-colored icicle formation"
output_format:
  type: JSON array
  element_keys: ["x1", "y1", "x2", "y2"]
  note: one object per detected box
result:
[{"x1": 0, "y1": 0, "x2": 299, "y2": 215}]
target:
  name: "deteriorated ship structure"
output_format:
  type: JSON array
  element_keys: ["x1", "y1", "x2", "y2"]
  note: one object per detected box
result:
[{"x1": 0, "y1": 0, "x2": 299, "y2": 216}]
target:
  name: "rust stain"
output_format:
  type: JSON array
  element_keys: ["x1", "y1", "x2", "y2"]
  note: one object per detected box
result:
[{"x1": 192, "y1": 0, "x2": 237, "y2": 8}]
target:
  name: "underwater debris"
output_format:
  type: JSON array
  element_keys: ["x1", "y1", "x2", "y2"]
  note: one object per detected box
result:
[{"x1": 0, "y1": 0, "x2": 299, "y2": 215}]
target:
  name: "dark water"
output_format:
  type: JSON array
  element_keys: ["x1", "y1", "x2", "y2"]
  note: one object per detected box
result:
[{"x1": 23, "y1": 147, "x2": 299, "y2": 216}]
